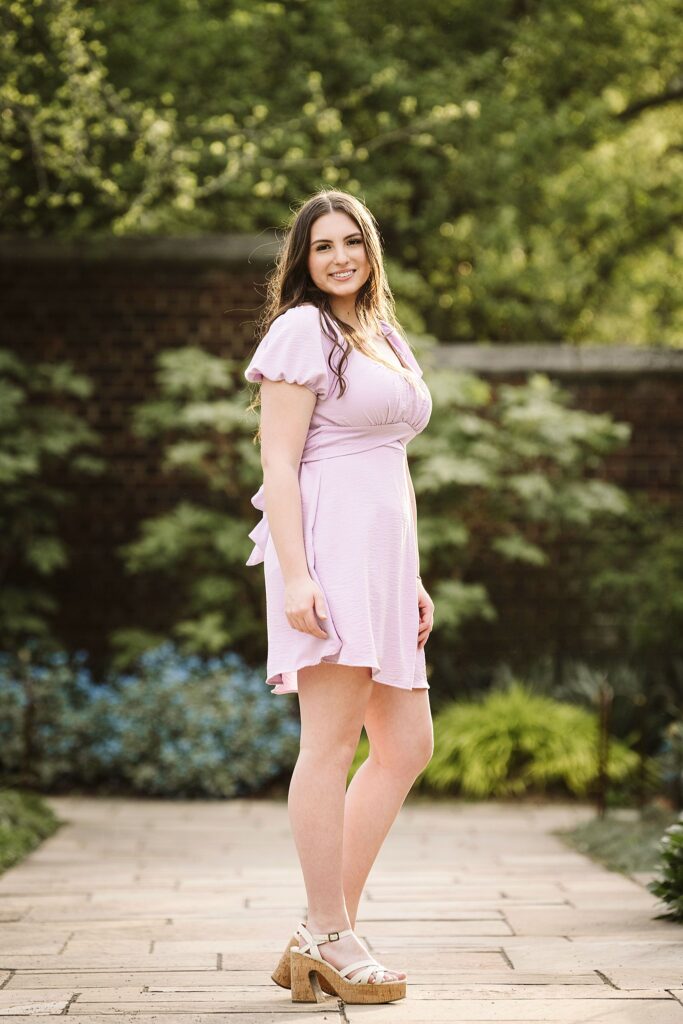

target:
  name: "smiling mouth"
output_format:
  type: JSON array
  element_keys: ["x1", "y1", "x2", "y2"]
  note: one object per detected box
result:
[{"x1": 330, "y1": 270, "x2": 355, "y2": 279}]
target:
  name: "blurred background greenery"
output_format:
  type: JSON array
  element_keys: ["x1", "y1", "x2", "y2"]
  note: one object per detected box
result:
[{"x1": 3, "y1": 0, "x2": 682, "y2": 341}]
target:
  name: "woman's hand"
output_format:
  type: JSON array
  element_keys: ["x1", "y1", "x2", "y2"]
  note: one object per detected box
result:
[
  {"x1": 284, "y1": 575, "x2": 329, "y2": 639},
  {"x1": 417, "y1": 580, "x2": 434, "y2": 650}
]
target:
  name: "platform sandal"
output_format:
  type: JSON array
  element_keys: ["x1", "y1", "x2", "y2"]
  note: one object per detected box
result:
[
  {"x1": 289, "y1": 922, "x2": 407, "y2": 1004},
  {"x1": 271, "y1": 927, "x2": 335, "y2": 994}
]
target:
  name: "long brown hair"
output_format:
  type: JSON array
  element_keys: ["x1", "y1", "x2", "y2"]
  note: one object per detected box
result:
[{"x1": 246, "y1": 189, "x2": 420, "y2": 439}]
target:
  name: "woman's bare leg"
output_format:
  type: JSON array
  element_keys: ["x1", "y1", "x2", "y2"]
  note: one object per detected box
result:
[
  {"x1": 342, "y1": 684, "x2": 434, "y2": 928},
  {"x1": 288, "y1": 662, "x2": 404, "y2": 982}
]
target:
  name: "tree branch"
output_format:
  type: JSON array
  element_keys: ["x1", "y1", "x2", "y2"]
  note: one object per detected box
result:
[{"x1": 617, "y1": 85, "x2": 683, "y2": 121}]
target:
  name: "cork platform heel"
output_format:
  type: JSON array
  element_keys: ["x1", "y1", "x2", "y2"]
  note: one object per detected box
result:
[
  {"x1": 289, "y1": 922, "x2": 407, "y2": 1004},
  {"x1": 271, "y1": 927, "x2": 335, "y2": 994},
  {"x1": 271, "y1": 933, "x2": 298, "y2": 989}
]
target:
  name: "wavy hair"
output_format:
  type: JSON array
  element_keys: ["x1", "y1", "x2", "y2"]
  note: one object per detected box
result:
[{"x1": 246, "y1": 189, "x2": 421, "y2": 440}]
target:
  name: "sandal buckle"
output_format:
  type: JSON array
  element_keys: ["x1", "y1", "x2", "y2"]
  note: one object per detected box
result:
[{"x1": 327, "y1": 931, "x2": 340, "y2": 941}]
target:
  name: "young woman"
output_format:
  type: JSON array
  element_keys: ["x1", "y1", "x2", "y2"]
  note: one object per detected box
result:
[{"x1": 244, "y1": 189, "x2": 435, "y2": 1004}]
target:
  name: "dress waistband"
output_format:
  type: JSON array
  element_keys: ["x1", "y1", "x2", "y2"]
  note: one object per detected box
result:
[
  {"x1": 245, "y1": 423, "x2": 413, "y2": 567},
  {"x1": 300, "y1": 422, "x2": 412, "y2": 463}
]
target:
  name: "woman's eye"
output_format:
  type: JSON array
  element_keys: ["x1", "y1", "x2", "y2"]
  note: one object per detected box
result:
[{"x1": 315, "y1": 238, "x2": 363, "y2": 251}]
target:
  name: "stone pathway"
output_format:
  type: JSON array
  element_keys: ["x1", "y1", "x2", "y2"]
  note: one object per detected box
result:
[{"x1": 0, "y1": 797, "x2": 682, "y2": 1022}]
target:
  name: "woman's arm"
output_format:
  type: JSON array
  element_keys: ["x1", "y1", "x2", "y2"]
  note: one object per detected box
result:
[
  {"x1": 259, "y1": 378, "x2": 329, "y2": 640},
  {"x1": 260, "y1": 379, "x2": 316, "y2": 585}
]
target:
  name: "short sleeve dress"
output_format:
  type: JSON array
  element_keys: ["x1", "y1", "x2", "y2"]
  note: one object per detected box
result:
[{"x1": 244, "y1": 303, "x2": 433, "y2": 695}]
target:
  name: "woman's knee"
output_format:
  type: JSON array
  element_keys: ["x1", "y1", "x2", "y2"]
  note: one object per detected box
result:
[
  {"x1": 362, "y1": 685, "x2": 435, "y2": 779},
  {"x1": 406, "y1": 730, "x2": 434, "y2": 775},
  {"x1": 370, "y1": 728, "x2": 434, "y2": 778},
  {"x1": 298, "y1": 735, "x2": 360, "y2": 773}
]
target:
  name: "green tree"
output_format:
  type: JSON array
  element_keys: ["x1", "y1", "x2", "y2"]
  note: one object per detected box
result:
[{"x1": 3, "y1": 0, "x2": 681, "y2": 342}]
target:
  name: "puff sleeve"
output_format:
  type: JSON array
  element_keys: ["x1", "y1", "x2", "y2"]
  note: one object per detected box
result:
[{"x1": 244, "y1": 304, "x2": 330, "y2": 400}]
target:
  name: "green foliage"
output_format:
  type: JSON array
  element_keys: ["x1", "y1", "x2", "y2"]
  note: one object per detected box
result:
[
  {"x1": 412, "y1": 361, "x2": 631, "y2": 642},
  {"x1": 658, "y1": 723, "x2": 683, "y2": 810},
  {"x1": 115, "y1": 347, "x2": 257, "y2": 661},
  {"x1": 0, "y1": 0, "x2": 194, "y2": 236},
  {"x1": 0, "y1": 349, "x2": 102, "y2": 648},
  {"x1": 513, "y1": 659, "x2": 678, "y2": 809},
  {"x1": 3, "y1": 0, "x2": 682, "y2": 341},
  {"x1": 0, "y1": 789, "x2": 61, "y2": 874},
  {"x1": 588, "y1": 500, "x2": 683, "y2": 668},
  {"x1": 0, "y1": 645, "x2": 299, "y2": 798},
  {"x1": 421, "y1": 683, "x2": 638, "y2": 798},
  {"x1": 536, "y1": 500, "x2": 683, "y2": 764},
  {"x1": 649, "y1": 815, "x2": 683, "y2": 922}
]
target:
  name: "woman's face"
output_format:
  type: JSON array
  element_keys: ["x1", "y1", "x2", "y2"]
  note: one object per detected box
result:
[{"x1": 307, "y1": 210, "x2": 371, "y2": 301}]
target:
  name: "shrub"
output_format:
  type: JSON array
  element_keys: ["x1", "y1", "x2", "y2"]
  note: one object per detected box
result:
[
  {"x1": 648, "y1": 816, "x2": 683, "y2": 922},
  {"x1": 0, "y1": 349, "x2": 102, "y2": 650},
  {"x1": 657, "y1": 722, "x2": 683, "y2": 810},
  {"x1": 0, "y1": 789, "x2": 61, "y2": 873},
  {"x1": 0, "y1": 644, "x2": 299, "y2": 798},
  {"x1": 420, "y1": 682, "x2": 638, "y2": 798},
  {"x1": 89, "y1": 645, "x2": 300, "y2": 797}
]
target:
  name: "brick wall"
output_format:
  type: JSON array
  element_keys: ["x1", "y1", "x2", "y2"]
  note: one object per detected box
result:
[{"x1": 2, "y1": 237, "x2": 682, "y2": 675}]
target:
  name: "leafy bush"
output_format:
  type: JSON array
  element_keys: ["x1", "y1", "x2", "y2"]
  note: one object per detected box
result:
[
  {"x1": 516, "y1": 659, "x2": 668, "y2": 805},
  {"x1": 649, "y1": 815, "x2": 683, "y2": 922},
  {"x1": 0, "y1": 644, "x2": 299, "y2": 798},
  {"x1": 657, "y1": 722, "x2": 683, "y2": 810},
  {"x1": 115, "y1": 347, "x2": 251, "y2": 662},
  {"x1": 0, "y1": 349, "x2": 102, "y2": 650},
  {"x1": 417, "y1": 370, "x2": 631, "y2": 648},
  {"x1": 420, "y1": 683, "x2": 638, "y2": 798},
  {"x1": 0, "y1": 789, "x2": 61, "y2": 874},
  {"x1": 585, "y1": 503, "x2": 683, "y2": 722}
]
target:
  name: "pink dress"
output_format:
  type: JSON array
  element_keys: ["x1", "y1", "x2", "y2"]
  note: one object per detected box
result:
[{"x1": 244, "y1": 303, "x2": 433, "y2": 695}]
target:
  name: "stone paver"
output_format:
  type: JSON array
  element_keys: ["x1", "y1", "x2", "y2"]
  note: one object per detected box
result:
[{"x1": 0, "y1": 798, "x2": 681, "y2": 1023}]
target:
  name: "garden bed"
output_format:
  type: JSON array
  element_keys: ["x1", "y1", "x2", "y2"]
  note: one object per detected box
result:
[{"x1": 558, "y1": 807, "x2": 678, "y2": 875}]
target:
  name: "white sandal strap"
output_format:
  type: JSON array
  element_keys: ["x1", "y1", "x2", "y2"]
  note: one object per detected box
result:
[
  {"x1": 294, "y1": 923, "x2": 393, "y2": 983},
  {"x1": 338, "y1": 957, "x2": 389, "y2": 984},
  {"x1": 309, "y1": 928, "x2": 353, "y2": 943},
  {"x1": 295, "y1": 922, "x2": 353, "y2": 958}
]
